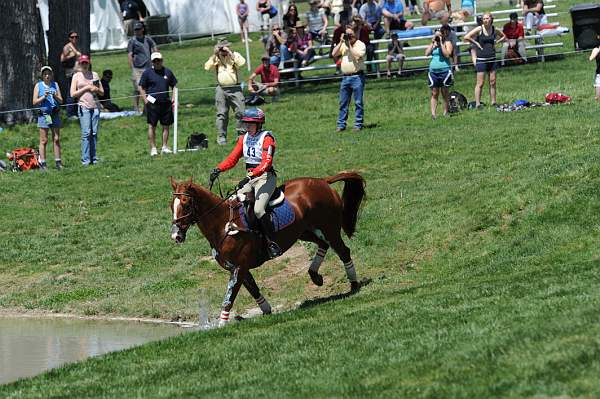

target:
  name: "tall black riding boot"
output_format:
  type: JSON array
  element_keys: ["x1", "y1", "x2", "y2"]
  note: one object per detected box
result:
[{"x1": 259, "y1": 215, "x2": 282, "y2": 259}]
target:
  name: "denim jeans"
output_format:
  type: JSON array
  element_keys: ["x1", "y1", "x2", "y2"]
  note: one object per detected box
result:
[
  {"x1": 337, "y1": 74, "x2": 365, "y2": 129},
  {"x1": 78, "y1": 106, "x2": 100, "y2": 165}
]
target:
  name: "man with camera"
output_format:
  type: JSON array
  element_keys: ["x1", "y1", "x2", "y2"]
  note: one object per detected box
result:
[
  {"x1": 204, "y1": 39, "x2": 246, "y2": 145},
  {"x1": 332, "y1": 26, "x2": 366, "y2": 132}
]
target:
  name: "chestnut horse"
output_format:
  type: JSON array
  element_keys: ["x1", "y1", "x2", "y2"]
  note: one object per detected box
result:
[{"x1": 169, "y1": 171, "x2": 365, "y2": 325}]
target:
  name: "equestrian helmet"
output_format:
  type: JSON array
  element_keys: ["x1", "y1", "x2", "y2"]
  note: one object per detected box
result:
[{"x1": 241, "y1": 108, "x2": 265, "y2": 123}]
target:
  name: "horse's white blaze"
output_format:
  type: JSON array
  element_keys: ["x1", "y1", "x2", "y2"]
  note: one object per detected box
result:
[{"x1": 173, "y1": 198, "x2": 180, "y2": 221}]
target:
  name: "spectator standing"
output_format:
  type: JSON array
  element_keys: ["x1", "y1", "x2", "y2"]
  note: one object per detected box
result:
[
  {"x1": 138, "y1": 52, "x2": 177, "y2": 156},
  {"x1": 332, "y1": 27, "x2": 366, "y2": 132},
  {"x1": 501, "y1": 12, "x2": 527, "y2": 65},
  {"x1": 405, "y1": 0, "x2": 421, "y2": 16},
  {"x1": 70, "y1": 55, "x2": 103, "y2": 166},
  {"x1": 522, "y1": 0, "x2": 546, "y2": 34},
  {"x1": 32, "y1": 66, "x2": 63, "y2": 170},
  {"x1": 98, "y1": 70, "x2": 122, "y2": 112},
  {"x1": 439, "y1": 12, "x2": 459, "y2": 71},
  {"x1": 464, "y1": 13, "x2": 506, "y2": 108},
  {"x1": 359, "y1": 0, "x2": 384, "y2": 40},
  {"x1": 60, "y1": 31, "x2": 81, "y2": 118},
  {"x1": 386, "y1": 33, "x2": 405, "y2": 78},
  {"x1": 248, "y1": 55, "x2": 281, "y2": 102},
  {"x1": 421, "y1": 0, "x2": 451, "y2": 26},
  {"x1": 127, "y1": 21, "x2": 157, "y2": 113},
  {"x1": 589, "y1": 41, "x2": 600, "y2": 101},
  {"x1": 236, "y1": 0, "x2": 251, "y2": 43},
  {"x1": 294, "y1": 22, "x2": 316, "y2": 67},
  {"x1": 330, "y1": 0, "x2": 345, "y2": 25},
  {"x1": 306, "y1": 0, "x2": 329, "y2": 50},
  {"x1": 204, "y1": 39, "x2": 246, "y2": 145},
  {"x1": 120, "y1": 0, "x2": 143, "y2": 37},
  {"x1": 425, "y1": 26, "x2": 454, "y2": 119},
  {"x1": 283, "y1": 3, "x2": 299, "y2": 30},
  {"x1": 382, "y1": 0, "x2": 414, "y2": 36},
  {"x1": 257, "y1": 0, "x2": 272, "y2": 31}
]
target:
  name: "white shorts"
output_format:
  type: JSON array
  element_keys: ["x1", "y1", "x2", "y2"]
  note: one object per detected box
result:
[{"x1": 595, "y1": 74, "x2": 600, "y2": 88}]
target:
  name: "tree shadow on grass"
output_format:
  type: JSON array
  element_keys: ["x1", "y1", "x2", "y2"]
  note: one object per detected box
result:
[{"x1": 297, "y1": 278, "x2": 372, "y2": 310}]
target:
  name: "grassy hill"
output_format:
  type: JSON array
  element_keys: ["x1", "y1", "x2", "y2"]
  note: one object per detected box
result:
[{"x1": 2, "y1": 1, "x2": 600, "y2": 397}]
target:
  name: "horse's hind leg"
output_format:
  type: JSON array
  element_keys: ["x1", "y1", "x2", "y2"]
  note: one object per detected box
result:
[
  {"x1": 242, "y1": 271, "x2": 272, "y2": 315},
  {"x1": 299, "y1": 231, "x2": 330, "y2": 286},
  {"x1": 323, "y1": 228, "x2": 359, "y2": 292}
]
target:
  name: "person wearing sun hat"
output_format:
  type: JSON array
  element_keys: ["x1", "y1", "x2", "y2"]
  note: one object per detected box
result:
[
  {"x1": 204, "y1": 38, "x2": 246, "y2": 145},
  {"x1": 32, "y1": 66, "x2": 64, "y2": 170},
  {"x1": 138, "y1": 52, "x2": 178, "y2": 156},
  {"x1": 70, "y1": 54, "x2": 104, "y2": 166}
]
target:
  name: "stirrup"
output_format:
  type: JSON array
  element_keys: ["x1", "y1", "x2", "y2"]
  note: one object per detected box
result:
[{"x1": 267, "y1": 241, "x2": 282, "y2": 258}]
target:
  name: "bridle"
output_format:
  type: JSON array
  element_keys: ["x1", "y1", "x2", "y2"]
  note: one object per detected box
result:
[{"x1": 171, "y1": 186, "x2": 236, "y2": 228}]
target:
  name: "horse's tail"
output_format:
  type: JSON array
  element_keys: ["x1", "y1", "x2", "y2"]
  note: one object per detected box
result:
[{"x1": 325, "y1": 171, "x2": 366, "y2": 238}]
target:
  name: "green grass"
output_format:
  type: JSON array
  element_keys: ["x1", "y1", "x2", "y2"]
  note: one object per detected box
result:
[{"x1": 2, "y1": 1, "x2": 600, "y2": 396}]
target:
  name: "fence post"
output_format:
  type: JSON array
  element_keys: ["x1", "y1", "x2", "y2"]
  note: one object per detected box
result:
[{"x1": 173, "y1": 87, "x2": 178, "y2": 153}]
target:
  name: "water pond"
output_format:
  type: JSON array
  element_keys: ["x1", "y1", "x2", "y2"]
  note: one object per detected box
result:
[{"x1": 0, "y1": 316, "x2": 187, "y2": 385}]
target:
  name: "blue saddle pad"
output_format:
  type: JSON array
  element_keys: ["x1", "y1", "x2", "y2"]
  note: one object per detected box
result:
[{"x1": 269, "y1": 198, "x2": 295, "y2": 232}]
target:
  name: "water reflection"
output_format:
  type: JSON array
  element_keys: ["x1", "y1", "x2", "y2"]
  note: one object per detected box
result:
[{"x1": 0, "y1": 317, "x2": 185, "y2": 385}]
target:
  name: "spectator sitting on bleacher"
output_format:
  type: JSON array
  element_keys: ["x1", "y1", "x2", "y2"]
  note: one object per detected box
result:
[
  {"x1": 248, "y1": 55, "x2": 280, "y2": 102},
  {"x1": 386, "y1": 33, "x2": 405, "y2": 78},
  {"x1": 359, "y1": 0, "x2": 384, "y2": 40},
  {"x1": 459, "y1": 0, "x2": 474, "y2": 17},
  {"x1": 522, "y1": 0, "x2": 546, "y2": 34},
  {"x1": 421, "y1": 0, "x2": 451, "y2": 26},
  {"x1": 292, "y1": 21, "x2": 316, "y2": 67},
  {"x1": 382, "y1": 0, "x2": 414, "y2": 37},
  {"x1": 307, "y1": 0, "x2": 329, "y2": 52},
  {"x1": 267, "y1": 24, "x2": 290, "y2": 67},
  {"x1": 283, "y1": 3, "x2": 299, "y2": 30},
  {"x1": 501, "y1": 12, "x2": 527, "y2": 66},
  {"x1": 439, "y1": 12, "x2": 459, "y2": 71},
  {"x1": 98, "y1": 70, "x2": 122, "y2": 113}
]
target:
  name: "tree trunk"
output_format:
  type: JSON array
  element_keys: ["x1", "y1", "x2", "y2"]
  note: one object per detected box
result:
[
  {"x1": 0, "y1": 0, "x2": 46, "y2": 125},
  {"x1": 48, "y1": 0, "x2": 90, "y2": 104}
]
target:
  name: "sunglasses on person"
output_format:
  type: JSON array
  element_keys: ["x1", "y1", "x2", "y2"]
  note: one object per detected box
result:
[{"x1": 70, "y1": 35, "x2": 78, "y2": 39}]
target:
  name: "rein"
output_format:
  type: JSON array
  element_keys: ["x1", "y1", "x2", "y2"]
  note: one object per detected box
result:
[{"x1": 172, "y1": 186, "x2": 236, "y2": 226}]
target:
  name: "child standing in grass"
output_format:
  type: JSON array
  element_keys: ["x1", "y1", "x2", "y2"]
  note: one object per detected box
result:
[{"x1": 589, "y1": 39, "x2": 600, "y2": 102}]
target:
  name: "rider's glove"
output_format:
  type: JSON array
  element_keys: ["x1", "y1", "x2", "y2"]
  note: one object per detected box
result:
[{"x1": 209, "y1": 168, "x2": 220, "y2": 183}]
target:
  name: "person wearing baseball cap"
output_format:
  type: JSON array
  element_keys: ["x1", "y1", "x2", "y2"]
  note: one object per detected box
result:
[
  {"x1": 204, "y1": 39, "x2": 246, "y2": 145},
  {"x1": 127, "y1": 20, "x2": 157, "y2": 112},
  {"x1": 138, "y1": 52, "x2": 178, "y2": 156},
  {"x1": 70, "y1": 54, "x2": 104, "y2": 166}
]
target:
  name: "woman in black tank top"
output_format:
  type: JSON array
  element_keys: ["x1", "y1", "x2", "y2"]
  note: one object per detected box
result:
[
  {"x1": 464, "y1": 12, "x2": 506, "y2": 108},
  {"x1": 589, "y1": 40, "x2": 600, "y2": 101}
]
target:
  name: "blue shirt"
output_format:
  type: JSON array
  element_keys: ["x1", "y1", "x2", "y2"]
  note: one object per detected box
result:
[
  {"x1": 359, "y1": 3, "x2": 383, "y2": 25},
  {"x1": 429, "y1": 47, "x2": 451, "y2": 72},
  {"x1": 461, "y1": 0, "x2": 474, "y2": 8},
  {"x1": 138, "y1": 66, "x2": 177, "y2": 103},
  {"x1": 383, "y1": 0, "x2": 405, "y2": 16}
]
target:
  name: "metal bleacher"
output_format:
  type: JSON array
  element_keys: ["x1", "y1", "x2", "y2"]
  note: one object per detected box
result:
[{"x1": 279, "y1": 3, "x2": 567, "y2": 83}]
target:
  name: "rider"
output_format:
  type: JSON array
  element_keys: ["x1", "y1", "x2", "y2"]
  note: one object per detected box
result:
[{"x1": 209, "y1": 108, "x2": 283, "y2": 259}]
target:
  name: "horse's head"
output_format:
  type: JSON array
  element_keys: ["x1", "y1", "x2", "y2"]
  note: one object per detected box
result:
[{"x1": 169, "y1": 176, "x2": 195, "y2": 244}]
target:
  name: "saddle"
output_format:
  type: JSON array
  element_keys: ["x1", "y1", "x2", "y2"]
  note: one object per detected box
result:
[{"x1": 225, "y1": 186, "x2": 294, "y2": 236}]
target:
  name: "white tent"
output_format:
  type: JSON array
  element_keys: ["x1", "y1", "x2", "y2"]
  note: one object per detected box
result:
[{"x1": 38, "y1": 0, "x2": 290, "y2": 51}]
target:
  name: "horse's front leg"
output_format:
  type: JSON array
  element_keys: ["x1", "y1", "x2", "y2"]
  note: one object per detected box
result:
[
  {"x1": 242, "y1": 271, "x2": 272, "y2": 315},
  {"x1": 219, "y1": 266, "x2": 246, "y2": 326}
]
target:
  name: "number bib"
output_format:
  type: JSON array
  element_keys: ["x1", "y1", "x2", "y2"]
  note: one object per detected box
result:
[{"x1": 243, "y1": 130, "x2": 273, "y2": 166}]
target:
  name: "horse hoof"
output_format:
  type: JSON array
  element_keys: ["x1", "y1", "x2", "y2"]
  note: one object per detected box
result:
[
  {"x1": 350, "y1": 281, "x2": 360, "y2": 292},
  {"x1": 308, "y1": 270, "x2": 323, "y2": 286}
]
